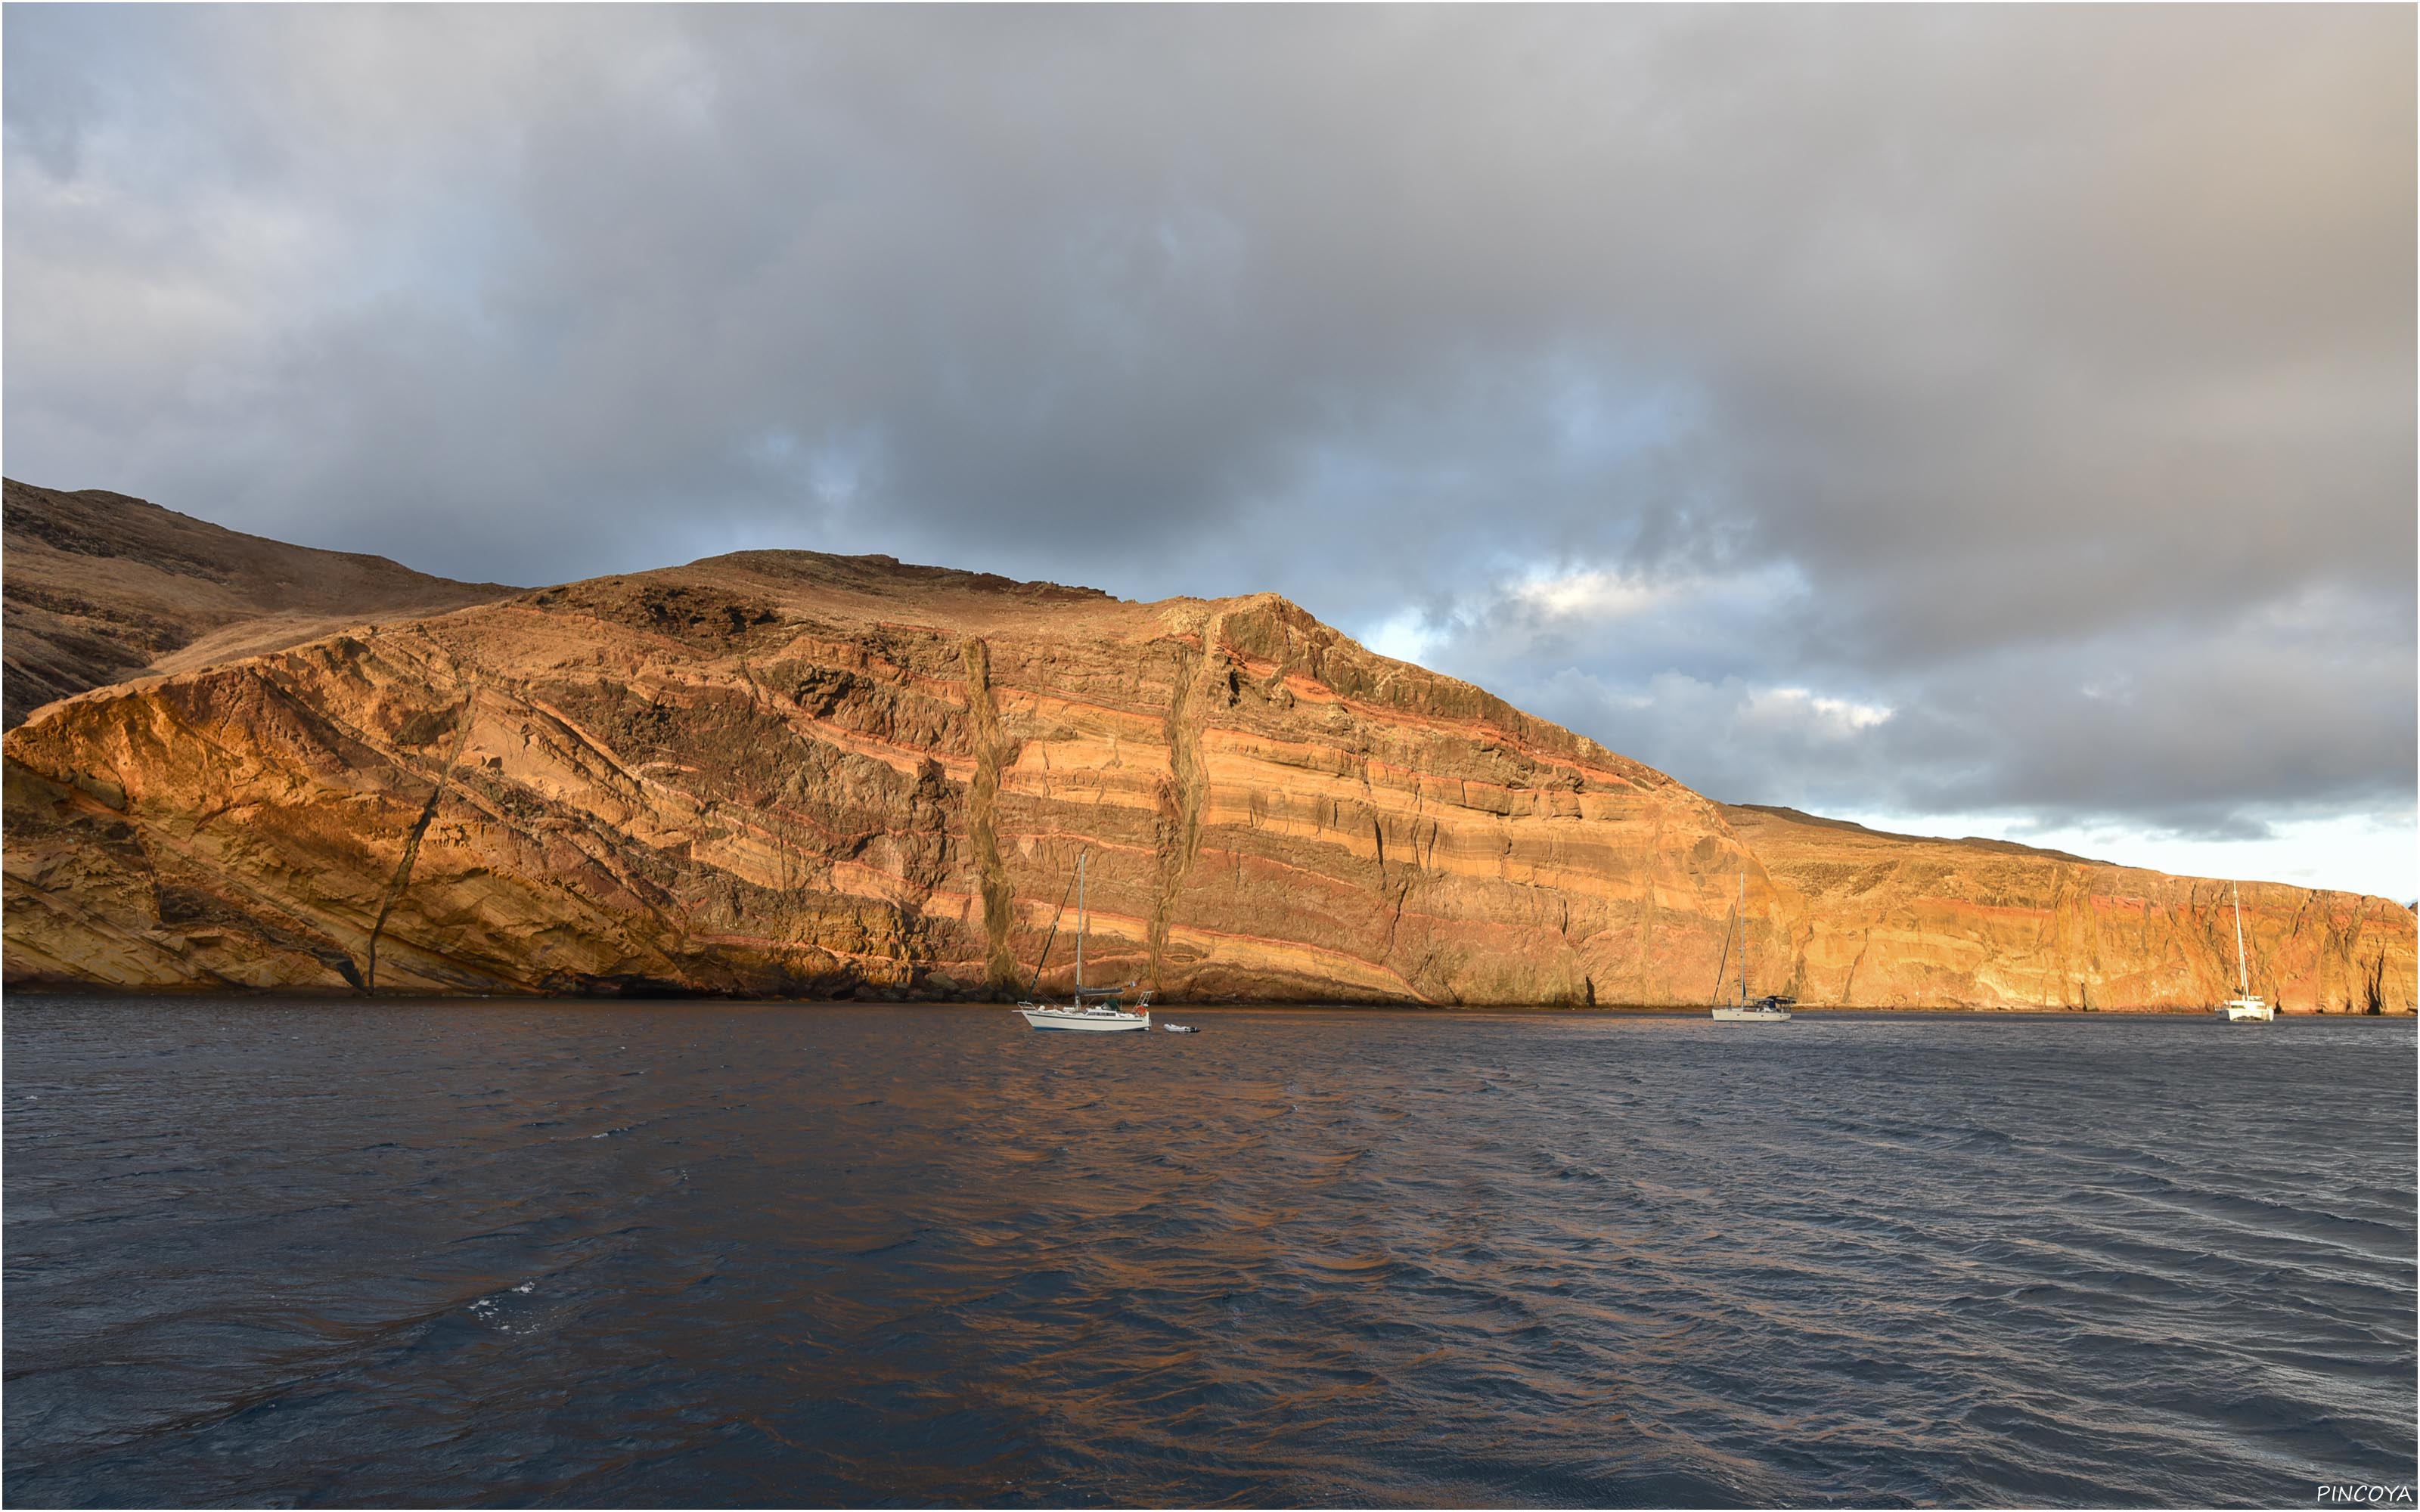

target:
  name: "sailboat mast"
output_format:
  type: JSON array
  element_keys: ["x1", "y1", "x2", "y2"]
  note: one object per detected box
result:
[
  {"x1": 1738, "y1": 871, "x2": 1747, "y2": 1007},
  {"x1": 2232, "y1": 881, "x2": 2249, "y2": 998},
  {"x1": 1075, "y1": 850, "x2": 1086, "y2": 996},
  {"x1": 1707, "y1": 897, "x2": 1737, "y2": 1008}
]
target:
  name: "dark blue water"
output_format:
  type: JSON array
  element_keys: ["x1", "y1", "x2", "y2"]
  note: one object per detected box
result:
[{"x1": 5, "y1": 1000, "x2": 2413, "y2": 1507}]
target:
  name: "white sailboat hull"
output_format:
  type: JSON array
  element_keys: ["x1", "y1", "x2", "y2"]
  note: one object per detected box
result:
[
  {"x1": 2220, "y1": 998, "x2": 2274, "y2": 1022},
  {"x1": 1018, "y1": 1005, "x2": 1152, "y2": 1032},
  {"x1": 1711, "y1": 1007, "x2": 1791, "y2": 1022}
]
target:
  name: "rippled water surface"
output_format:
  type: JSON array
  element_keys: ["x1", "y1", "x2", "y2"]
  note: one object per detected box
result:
[{"x1": 6, "y1": 1000, "x2": 2414, "y2": 1507}]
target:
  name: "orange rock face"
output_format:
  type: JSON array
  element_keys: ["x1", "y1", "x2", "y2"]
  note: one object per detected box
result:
[
  {"x1": 1727, "y1": 806, "x2": 2416, "y2": 1015},
  {"x1": 4, "y1": 549, "x2": 2410, "y2": 1011},
  {"x1": 2, "y1": 553, "x2": 1776, "y2": 1002}
]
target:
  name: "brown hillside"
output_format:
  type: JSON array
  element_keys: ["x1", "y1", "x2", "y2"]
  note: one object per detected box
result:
[{"x1": 2, "y1": 478, "x2": 513, "y2": 728}]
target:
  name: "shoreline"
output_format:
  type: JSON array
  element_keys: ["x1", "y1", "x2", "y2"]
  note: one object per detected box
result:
[{"x1": 4, "y1": 987, "x2": 2407, "y2": 1017}]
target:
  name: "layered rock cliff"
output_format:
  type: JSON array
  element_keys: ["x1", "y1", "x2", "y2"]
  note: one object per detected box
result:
[
  {"x1": 1726, "y1": 806, "x2": 2415, "y2": 1015},
  {"x1": 4, "y1": 552, "x2": 1781, "y2": 1002},
  {"x1": 2, "y1": 478, "x2": 513, "y2": 728},
  {"x1": 5, "y1": 531, "x2": 2410, "y2": 1010}
]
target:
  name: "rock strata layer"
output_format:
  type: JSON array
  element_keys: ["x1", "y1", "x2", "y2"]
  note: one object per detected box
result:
[{"x1": 5, "y1": 544, "x2": 2411, "y2": 1011}]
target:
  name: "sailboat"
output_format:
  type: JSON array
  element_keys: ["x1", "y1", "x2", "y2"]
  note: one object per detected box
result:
[
  {"x1": 1016, "y1": 850, "x2": 1153, "y2": 1032},
  {"x1": 2218, "y1": 881, "x2": 2274, "y2": 1022},
  {"x1": 1709, "y1": 871, "x2": 1792, "y2": 1022}
]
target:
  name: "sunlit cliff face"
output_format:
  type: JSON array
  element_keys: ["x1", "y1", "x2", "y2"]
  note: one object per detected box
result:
[
  {"x1": 5, "y1": 6, "x2": 2412, "y2": 894},
  {"x1": 5, "y1": 552, "x2": 2411, "y2": 1009}
]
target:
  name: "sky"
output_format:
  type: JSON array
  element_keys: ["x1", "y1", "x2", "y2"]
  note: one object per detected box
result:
[{"x1": 5, "y1": 5, "x2": 2414, "y2": 899}]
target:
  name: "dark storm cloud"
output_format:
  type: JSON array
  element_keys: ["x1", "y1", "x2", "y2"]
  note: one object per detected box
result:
[{"x1": 5, "y1": 5, "x2": 2412, "y2": 885}]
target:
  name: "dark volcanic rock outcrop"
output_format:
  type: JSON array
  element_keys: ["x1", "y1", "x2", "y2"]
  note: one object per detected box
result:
[{"x1": 2, "y1": 478, "x2": 513, "y2": 727}]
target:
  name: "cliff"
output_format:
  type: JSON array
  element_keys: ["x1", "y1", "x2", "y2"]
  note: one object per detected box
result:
[
  {"x1": 1726, "y1": 806, "x2": 2415, "y2": 1015},
  {"x1": 3, "y1": 552, "x2": 1779, "y2": 1002},
  {"x1": 4, "y1": 533, "x2": 2410, "y2": 1010},
  {"x1": 2, "y1": 478, "x2": 513, "y2": 728}
]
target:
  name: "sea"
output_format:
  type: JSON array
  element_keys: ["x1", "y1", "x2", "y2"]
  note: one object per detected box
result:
[{"x1": 5, "y1": 999, "x2": 2413, "y2": 1507}]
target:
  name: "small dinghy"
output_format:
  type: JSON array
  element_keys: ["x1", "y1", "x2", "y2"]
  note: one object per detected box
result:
[{"x1": 1162, "y1": 1024, "x2": 1197, "y2": 1034}]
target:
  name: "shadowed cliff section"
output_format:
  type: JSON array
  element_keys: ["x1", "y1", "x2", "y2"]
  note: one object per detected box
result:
[
  {"x1": 1148, "y1": 631, "x2": 1212, "y2": 993},
  {"x1": 1, "y1": 522, "x2": 2411, "y2": 1011},
  {"x1": 2, "y1": 478, "x2": 515, "y2": 728},
  {"x1": 957, "y1": 636, "x2": 1021, "y2": 993}
]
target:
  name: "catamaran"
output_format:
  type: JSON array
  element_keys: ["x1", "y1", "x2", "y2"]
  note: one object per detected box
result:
[
  {"x1": 1709, "y1": 871, "x2": 1792, "y2": 1022},
  {"x1": 2218, "y1": 881, "x2": 2273, "y2": 1022},
  {"x1": 1016, "y1": 850, "x2": 1153, "y2": 1032}
]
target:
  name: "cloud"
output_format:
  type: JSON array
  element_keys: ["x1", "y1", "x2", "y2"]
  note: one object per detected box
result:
[
  {"x1": 4, "y1": 5, "x2": 2412, "y2": 891},
  {"x1": 1509, "y1": 566, "x2": 1694, "y2": 623}
]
